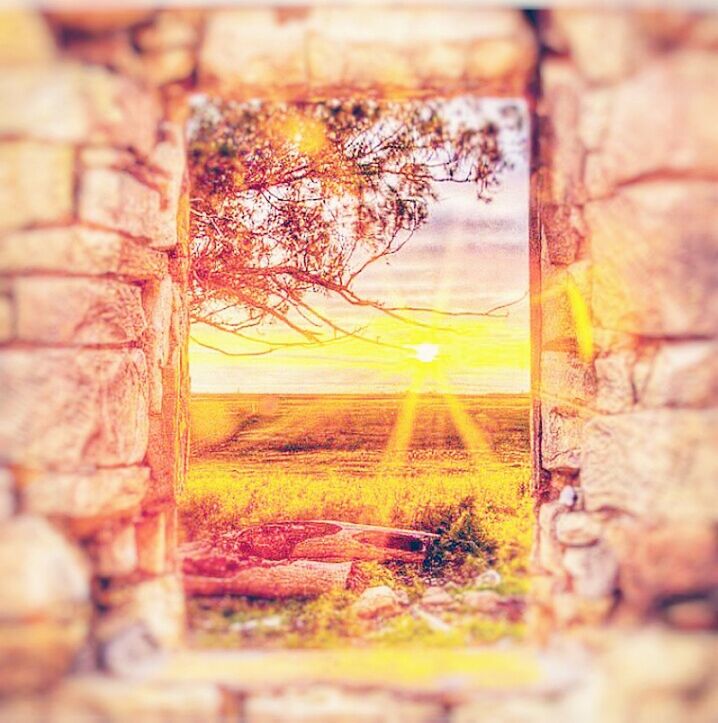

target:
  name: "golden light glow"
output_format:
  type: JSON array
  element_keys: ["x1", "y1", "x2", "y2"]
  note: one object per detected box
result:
[{"x1": 413, "y1": 343, "x2": 439, "y2": 364}]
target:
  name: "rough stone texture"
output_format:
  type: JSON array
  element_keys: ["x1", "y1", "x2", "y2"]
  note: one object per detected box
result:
[
  {"x1": 638, "y1": 341, "x2": 718, "y2": 409},
  {"x1": 594, "y1": 351, "x2": 636, "y2": 414},
  {"x1": 97, "y1": 575, "x2": 185, "y2": 655},
  {"x1": 0, "y1": 65, "x2": 159, "y2": 154},
  {"x1": 586, "y1": 181, "x2": 718, "y2": 337},
  {"x1": 537, "y1": 501, "x2": 566, "y2": 576},
  {"x1": 0, "y1": 294, "x2": 12, "y2": 343},
  {"x1": 540, "y1": 260, "x2": 592, "y2": 353},
  {"x1": 352, "y1": 585, "x2": 401, "y2": 620},
  {"x1": 555, "y1": 511, "x2": 601, "y2": 547},
  {"x1": 80, "y1": 168, "x2": 176, "y2": 247},
  {"x1": 143, "y1": 276, "x2": 174, "y2": 413},
  {"x1": 608, "y1": 522, "x2": 718, "y2": 620},
  {"x1": 541, "y1": 350, "x2": 596, "y2": 406},
  {"x1": 0, "y1": 141, "x2": 74, "y2": 231},
  {"x1": 136, "y1": 512, "x2": 167, "y2": 576},
  {"x1": 14, "y1": 277, "x2": 146, "y2": 345},
  {"x1": 0, "y1": 468, "x2": 15, "y2": 520},
  {"x1": 0, "y1": 348, "x2": 149, "y2": 468},
  {"x1": 200, "y1": 7, "x2": 534, "y2": 94},
  {"x1": 245, "y1": 686, "x2": 442, "y2": 723},
  {"x1": 0, "y1": 515, "x2": 89, "y2": 618},
  {"x1": 541, "y1": 406, "x2": 583, "y2": 471},
  {"x1": 95, "y1": 524, "x2": 138, "y2": 577},
  {"x1": 0, "y1": 10, "x2": 56, "y2": 65},
  {"x1": 581, "y1": 410, "x2": 718, "y2": 521},
  {"x1": 563, "y1": 542, "x2": 618, "y2": 599},
  {"x1": 0, "y1": 226, "x2": 168, "y2": 279},
  {"x1": 583, "y1": 52, "x2": 718, "y2": 197},
  {"x1": 22, "y1": 467, "x2": 149, "y2": 520}
]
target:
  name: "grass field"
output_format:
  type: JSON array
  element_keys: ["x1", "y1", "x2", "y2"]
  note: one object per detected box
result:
[{"x1": 181, "y1": 393, "x2": 532, "y2": 648}]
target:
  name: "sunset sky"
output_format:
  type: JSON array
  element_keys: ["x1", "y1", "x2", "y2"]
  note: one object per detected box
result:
[{"x1": 190, "y1": 99, "x2": 529, "y2": 395}]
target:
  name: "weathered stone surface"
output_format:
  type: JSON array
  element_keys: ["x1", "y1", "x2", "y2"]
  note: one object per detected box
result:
[
  {"x1": 0, "y1": 294, "x2": 12, "y2": 343},
  {"x1": 0, "y1": 468, "x2": 14, "y2": 520},
  {"x1": 308, "y1": 8, "x2": 534, "y2": 89},
  {"x1": 0, "y1": 65, "x2": 158, "y2": 154},
  {"x1": 0, "y1": 142, "x2": 73, "y2": 231},
  {"x1": 582, "y1": 410, "x2": 718, "y2": 521},
  {"x1": 136, "y1": 512, "x2": 167, "y2": 576},
  {"x1": 22, "y1": 467, "x2": 149, "y2": 520},
  {"x1": 594, "y1": 351, "x2": 637, "y2": 414},
  {"x1": 98, "y1": 574, "x2": 185, "y2": 654},
  {"x1": 0, "y1": 348, "x2": 149, "y2": 468},
  {"x1": 537, "y1": 501, "x2": 565, "y2": 576},
  {"x1": 638, "y1": 341, "x2": 718, "y2": 409},
  {"x1": 608, "y1": 522, "x2": 718, "y2": 618},
  {"x1": 541, "y1": 260, "x2": 592, "y2": 353},
  {"x1": 555, "y1": 512, "x2": 601, "y2": 547},
  {"x1": 0, "y1": 516, "x2": 89, "y2": 618},
  {"x1": 541, "y1": 406, "x2": 583, "y2": 470},
  {"x1": 143, "y1": 276, "x2": 174, "y2": 413},
  {"x1": 584, "y1": 52, "x2": 718, "y2": 197},
  {"x1": 563, "y1": 542, "x2": 618, "y2": 599},
  {"x1": 246, "y1": 686, "x2": 442, "y2": 723},
  {"x1": 546, "y1": 9, "x2": 648, "y2": 84},
  {"x1": 541, "y1": 351, "x2": 596, "y2": 406},
  {"x1": 352, "y1": 585, "x2": 401, "y2": 620},
  {"x1": 45, "y1": 676, "x2": 225, "y2": 721},
  {"x1": 14, "y1": 277, "x2": 146, "y2": 345},
  {"x1": 0, "y1": 226, "x2": 168, "y2": 279},
  {"x1": 462, "y1": 590, "x2": 502, "y2": 614},
  {"x1": 47, "y1": 10, "x2": 154, "y2": 33},
  {"x1": 80, "y1": 168, "x2": 175, "y2": 247},
  {"x1": 0, "y1": 11, "x2": 56, "y2": 65},
  {"x1": 200, "y1": 9, "x2": 308, "y2": 89},
  {"x1": 586, "y1": 181, "x2": 718, "y2": 337},
  {"x1": 149, "y1": 128, "x2": 185, "y2": 251},
  {"x1": 95, "y1": 524, "x2": 138, "y2": 577}
]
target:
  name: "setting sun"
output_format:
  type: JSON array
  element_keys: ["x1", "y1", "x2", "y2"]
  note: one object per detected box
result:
[{"x1": 414, "y1": 343, "x2": 440, "y2": 364}]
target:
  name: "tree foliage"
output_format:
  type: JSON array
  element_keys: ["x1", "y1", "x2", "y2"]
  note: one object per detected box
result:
[{"x1": 188, "y1": 96, "x2": 521, "y2": 352}]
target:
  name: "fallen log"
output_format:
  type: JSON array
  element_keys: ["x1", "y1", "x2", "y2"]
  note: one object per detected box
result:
[
  {"x1": 201, "y1": 520, "x2": 438, "y2": 564},
  {"x1": 183, "y1": 557, "x2": 352, "y2": 598},
  {"x1": 180, "y1": 520, "x2": 437, "y2": 599}
]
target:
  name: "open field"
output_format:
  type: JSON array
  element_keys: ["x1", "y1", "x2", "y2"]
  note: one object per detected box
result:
[{"x1": 182, "y1": 393, "x2": 532, "y2": 648}]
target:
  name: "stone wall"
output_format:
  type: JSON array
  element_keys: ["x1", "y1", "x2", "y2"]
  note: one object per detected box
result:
[
  {"x1": 0, "y1": 11, "x2": 190, "y2": 691},
  {"x1": 532, "y1": 8, "x2": 718, "y2": 631}
]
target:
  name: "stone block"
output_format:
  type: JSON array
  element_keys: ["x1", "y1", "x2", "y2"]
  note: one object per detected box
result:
[
  {"x1": 0, "y1": 515, "x2": 89, "y2": 619},
  {"x1": 14, "y1": 277, "x2": 146, "y2": 345},
  {"x1": 0, "y1": 11, "x2": 56, "y2": 65},
  {"x1": 0, "y1": 294, "x2": 12, "y2": 343},
  {"x1": 594, "y1": 351, "x2": 636, "y2": 414},
  {"x1": 540, "y1": 260, "x2": 592, "y2": 354},
  {"x1": 0, "y1": 226, "x2": 168, "y2": 280},
  {"x1": 0, "y1": 142, "x2": 73, "y2": 232},
  {"x1": 22, "y1": 467, "x2": 149, "y2": 520},
  {"x1": 546, "y1": 9, "x2": 648, "y2": 84},
  {"x1": 609, "y1": 522, "x2": 718, "y2": 617},
  {"x1": 0, "y1": 65, "x2": 159, "y2": 155},
  {"x1": 95, "y1": 524, "x2": 138, "y2": 577},
  {"x1": 584, "y1": 51, "x2": 718, "y2": 197},
  {"x1": 40, "y1": 677, "x2": 226, "y2": 721},
  {"x1": 79, "y1": 168, "x2": 175, "y2": 248},
  {"x1": 136, "y1": 512, "x2": 167, "y2": 576},
  {"x1": 0, "y1": 468, "x2": 15, "y2": 520},
  {"x1": 142, "y1": 276, "x2": 174, "y2": 413},
  {"x1": 563, "y1": 542, "x2": 618, "y2": 599},
  {"x1": 541, "y1": 350, "x2": 596, "y2": 406},
  {"x1": 97, "y1": 574, "x2": 185, "y2": 661},
  {"x1": 638, "y1": 341, "x2": 718, "y2": 409},
  {"x1": 555, "y1": 511, "x2": 601, "y2": 547},
  {"x1": 200, "y1": 9, "x2": 308, "y2": 89},
  {"x1": 586, "y1": 181, "x2": 718, "y2": 337},
  {"x1": 0, "y1": 349, "x2": 149, "y2": 468},
  {"x1": 582, "y1": 410, "x2": 718, "y2": 521},
  {"x1": 537, "y1": 501, "x2": 565, "y2": 575},
  {"x1": 541, "y1": 406, "x2": 583, "y2": 471}
]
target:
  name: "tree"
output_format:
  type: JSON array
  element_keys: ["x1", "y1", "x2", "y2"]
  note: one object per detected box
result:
[{"x1": 188, "y1": 96, "x2": 523, "y2": 355}]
